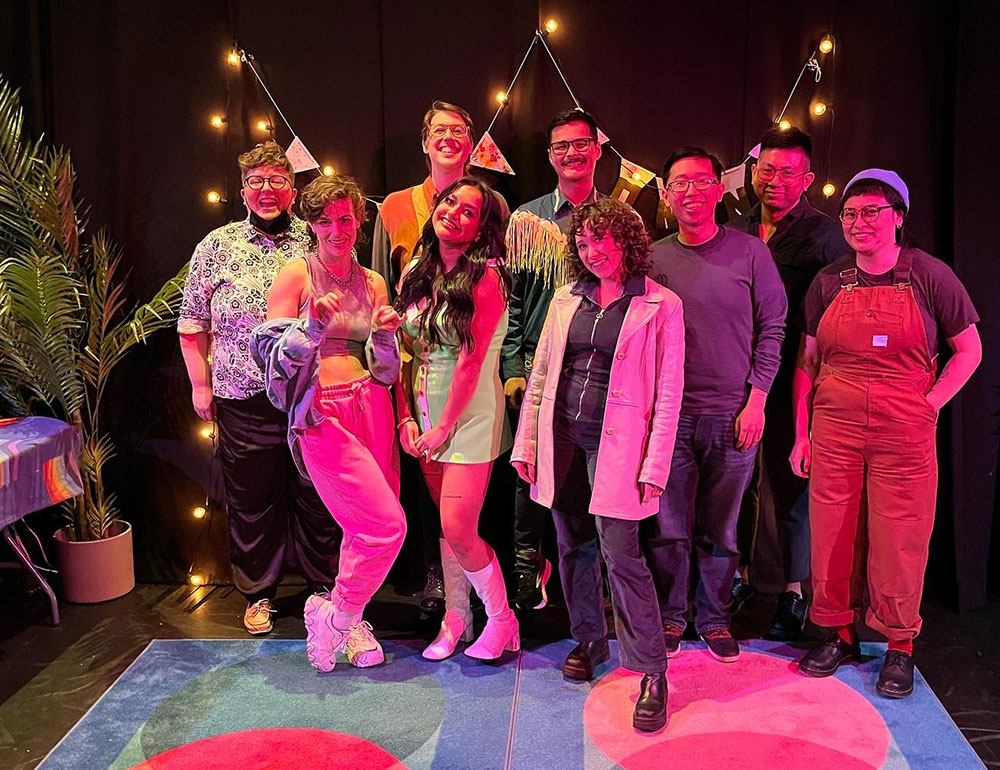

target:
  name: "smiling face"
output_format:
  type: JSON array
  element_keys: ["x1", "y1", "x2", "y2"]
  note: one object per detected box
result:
[
  {"x1": 574, "y1": 223, "x2": 625, "y2": 283},
  {"x1": 665, "y1": 156, "x2": 724, "y2": 230},
  {"x1": 548, "y1": 120, "x2": 601, "y2": 188},
  {"x1": 841, "y1": 192, "x2": 904, "y2": 254},
  {"x1": 240, "y1": 164, "x2": 296, "y2": 220},
  {"x1": 309, "y1": 198, "x2": 359, "y2": 260},
  {"x1": 752, "y1": 147, "x2": 814, "y2": 214},
  {"x1": 422, "y1": 110, "x2": 474, "y2": 175},
  {"x1": 432, "y1": 184, "x2": 483, "y2": 251}
]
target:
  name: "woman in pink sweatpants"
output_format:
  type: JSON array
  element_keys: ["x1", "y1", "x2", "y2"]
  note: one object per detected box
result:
[{"x1": 260, "y1": 174, "x2": 406, "y2": 672}]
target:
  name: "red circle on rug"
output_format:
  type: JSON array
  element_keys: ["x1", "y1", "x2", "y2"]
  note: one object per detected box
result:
[
  {"x1": 584, "y1": 649, "x2": 890, "y2": 770},
  {"x1": 127, "y1": 727, "x2": 407, "y2": 770}
]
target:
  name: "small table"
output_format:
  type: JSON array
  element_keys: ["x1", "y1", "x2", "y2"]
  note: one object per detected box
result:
[{"x1": 0, "y1": 416, "x2": 85, "y2": 625}]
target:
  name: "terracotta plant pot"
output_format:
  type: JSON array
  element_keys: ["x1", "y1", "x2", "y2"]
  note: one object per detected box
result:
[{"x1": 54, "y1": 521, "x2": 136, "y2": 603}]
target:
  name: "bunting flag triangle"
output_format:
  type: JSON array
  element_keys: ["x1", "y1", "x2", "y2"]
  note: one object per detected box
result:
[
  {"x1": 721, "y1": 162, "x2": 747, "y2": 200},
  {"x1": 285, "y1": 136, "x2": 320, "y2": 173},
  {"x1": 596, "y1": 127, "x2": 610, "y2": 145},
  {"x1": 620, "y1": 158, "x2": 657, "y2": 187},
  {"x1": 470, "y1": 131, "x2": 515, "y2": 175},
  {"x1": 748, "y1": 143, "x2": 762, "y2": 159}
]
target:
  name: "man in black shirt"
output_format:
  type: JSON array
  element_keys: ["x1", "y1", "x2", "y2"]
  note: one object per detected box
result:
[{"x1": 730, "y1": 128, "x2": 848, "y2": 639}]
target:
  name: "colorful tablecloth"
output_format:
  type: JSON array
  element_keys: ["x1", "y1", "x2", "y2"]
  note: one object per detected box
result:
[{"x1": 0, "y1": 416, "x2": 84, "y2": 527}]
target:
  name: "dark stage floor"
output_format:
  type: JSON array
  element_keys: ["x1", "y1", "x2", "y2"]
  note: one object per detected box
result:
[{"x1": 1, "y1": 578, "x2": 998, "y2": 770}]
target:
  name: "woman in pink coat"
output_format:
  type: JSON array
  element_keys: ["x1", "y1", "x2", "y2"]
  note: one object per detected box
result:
[{"x1": 511, "y1": 198, "x2": 685, "y2": 732}]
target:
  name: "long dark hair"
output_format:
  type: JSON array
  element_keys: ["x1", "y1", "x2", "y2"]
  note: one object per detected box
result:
[{"x1": 395, "y1": 176, "x2": 510, "y2": 351}]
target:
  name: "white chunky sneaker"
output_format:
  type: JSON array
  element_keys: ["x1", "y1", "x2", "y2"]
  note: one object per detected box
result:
[{"x1": 343, "y1": 621, "x2": 385, "y2": 668}]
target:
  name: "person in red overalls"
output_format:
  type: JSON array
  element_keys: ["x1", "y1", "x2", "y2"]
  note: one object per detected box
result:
[{"x1": 789, "y1": 169, "x2": 981, "y2": 698}]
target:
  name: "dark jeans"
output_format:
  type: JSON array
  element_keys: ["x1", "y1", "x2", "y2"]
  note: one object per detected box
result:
[
  {"x1": 216, "y1": 393, "x2": 341, "y2": 602},
  {"x1": 551, "y1": 435, "x2": 666, "y2": 674},
  {"x1": 646, "y1": 413, "x2": 756, "y2": 634}
]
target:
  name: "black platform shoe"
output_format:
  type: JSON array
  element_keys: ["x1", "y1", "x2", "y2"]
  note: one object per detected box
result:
[
  {"x1": 562, "y1": 639, "x2": 610, "y2": 680},
  {"x1": 633, "y1": 672, "x2": 668, "y2": 732}
]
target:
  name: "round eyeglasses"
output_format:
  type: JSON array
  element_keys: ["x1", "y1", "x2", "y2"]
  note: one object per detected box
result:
[
  {"x1": 244, "y1": 175, "x2": 290, "y2": 191},
  {"x1": 839, "y1": 205, "x2": 894, "y2": 225},
  {"x1": 427, "y1": 124, "x2": 470, "y2": 139}
]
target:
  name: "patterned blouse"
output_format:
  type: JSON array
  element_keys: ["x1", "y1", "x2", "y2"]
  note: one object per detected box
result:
[{"x1": 178, "y1": 217, "x2": 311, "y2": 400}]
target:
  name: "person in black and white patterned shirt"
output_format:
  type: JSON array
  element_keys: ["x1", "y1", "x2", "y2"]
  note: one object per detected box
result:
[{"x1": 178, "y1": 141, "x2": 340, "y2": 635}]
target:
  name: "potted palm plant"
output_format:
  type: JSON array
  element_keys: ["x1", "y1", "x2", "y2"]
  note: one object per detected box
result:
[{"x1": 0, "y1": 76, "x2": 187, "y2": 602}]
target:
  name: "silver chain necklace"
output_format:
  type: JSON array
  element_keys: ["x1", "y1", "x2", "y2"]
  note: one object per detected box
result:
[{"x1": 317, "y1": 250, "x2": 357, "y2": 287}]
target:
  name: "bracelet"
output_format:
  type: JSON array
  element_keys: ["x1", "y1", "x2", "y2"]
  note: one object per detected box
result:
[{"x1": 397, "y1": 416, "x2": 416, "y2": 430}]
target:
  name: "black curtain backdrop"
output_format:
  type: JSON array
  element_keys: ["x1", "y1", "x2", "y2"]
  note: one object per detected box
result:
[{"x1": 2, "y1": 1, "x2": 996, "y2": 608}]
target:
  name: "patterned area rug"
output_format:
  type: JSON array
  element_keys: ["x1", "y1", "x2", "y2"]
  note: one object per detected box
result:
[{"x1": 37, "y1": 638, "x2": 984, "y2": 770}]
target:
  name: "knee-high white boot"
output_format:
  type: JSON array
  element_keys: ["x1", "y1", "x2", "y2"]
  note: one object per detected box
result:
[
  {"x1": 464, "y1": 552, "x2": 520, "y2": 660},
  {"x1": 422, "y1": 539, "x2": 475, "y2": 660}
]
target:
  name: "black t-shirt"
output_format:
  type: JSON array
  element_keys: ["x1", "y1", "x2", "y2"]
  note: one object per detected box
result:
[{"x1": 803, "y1": 248, "x2": 979, "y2": 355}]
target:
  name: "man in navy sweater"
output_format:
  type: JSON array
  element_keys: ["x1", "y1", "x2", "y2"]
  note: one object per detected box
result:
[{"x1": 646, "y1": 147, "x2": 786, "y2": 662}]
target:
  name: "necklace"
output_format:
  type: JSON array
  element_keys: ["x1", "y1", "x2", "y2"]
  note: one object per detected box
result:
[{"x1": 317, "y1": 250, "x2": 357, "y2": 287}]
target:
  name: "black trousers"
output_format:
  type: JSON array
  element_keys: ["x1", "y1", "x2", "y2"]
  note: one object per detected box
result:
[
  {"x1": 736, "y1": 367, "x2": 811, "y2": 584},
  {"x1": 510, "y1": 408, "x2": 551, "y2": 556},
  {"x1": 216, "y1": 393, "x2": 341, "y2": 602},
  {"x1": 551, "y1": 435, "x2": 667, "y2": 674}
]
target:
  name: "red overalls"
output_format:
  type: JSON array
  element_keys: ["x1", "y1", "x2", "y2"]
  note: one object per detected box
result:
[{"x1": 809, "y1": 249, "x2": 938, "y2": 641}]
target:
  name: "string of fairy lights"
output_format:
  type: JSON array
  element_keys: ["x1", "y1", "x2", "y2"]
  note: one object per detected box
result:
[{"x1": 184, "y1": 19, "x2": 839, "y2": 587}]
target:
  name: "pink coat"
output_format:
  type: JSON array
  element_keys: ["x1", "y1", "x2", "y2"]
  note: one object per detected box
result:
[{"x1": 511, "y1": 276, "x2": 685, "y2": 520}]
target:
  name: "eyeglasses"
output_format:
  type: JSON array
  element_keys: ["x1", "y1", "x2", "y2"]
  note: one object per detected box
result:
[
  {"x1": 549, "y1": 138, "x2": 596, "y2": 155},
  {"x1": 244, "y1": 175, "x2": 290, "y2": 191},
  {"x1": 839, "y1": 205, "x2": 894, "y2": 225},
  {"x1": 665, "y1": 178, "x2": 719, "y2": 193},
  {"x1": 756, "y1": 166, "x2": 808, "y2": 184},
  {"x1": 427, "y1": 124, "x2": 470, "y2": 139}
]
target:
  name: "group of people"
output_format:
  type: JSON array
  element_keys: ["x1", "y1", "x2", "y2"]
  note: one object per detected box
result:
[{"x1": 178, "y1": 101, "x2": 981, "y2": 733}]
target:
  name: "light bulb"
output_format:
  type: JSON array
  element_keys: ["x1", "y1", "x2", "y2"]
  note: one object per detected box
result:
[
  {"x1": 778, "y1": 119, "x2": 791, "y2": 131},
  {"x1": 189, "y1": 574, "x2": 205, "y2": 586},
  {"x1": 199, "y1": 424, "x2": 214, "y2": 439},
  {"x1": 322, "y1": 164, "x2": 335, "y2": 176},
  {"x1": 206, "y1": 190, "x2": 222, "y2": 204},
  {"x1": 209, "y1": 114, "x2": 226, "y2": 129},
  {"x1": 495, "y1": 90, "x2": 508, "y2": 105},
  {"x1": 227, "y1": 50, "x2": 240, "y2": 67},
  {"x1": 812, "y1": 102, "x2": 827, "y2": 116},
  {"x1": 631, "y1": 171, "x2": 642, "y2": 182},
  {"x1": 192, "y1": 506, "x2": 207, "y2": 519},
  {"x1": 819, "y1": 35, "x2": 835, "y2": 54},
  {"x1": 255, "y1": 119, "x2": 271, "y2": 133},
  {"x1": 544, "y1": 19, "x2": 558, "y2": 34},
  {"x1": 822, "y1": 183, "x2": 836, "y2": 197}
]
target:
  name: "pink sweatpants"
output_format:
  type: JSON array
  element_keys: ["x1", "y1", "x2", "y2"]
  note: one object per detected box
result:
[{"x1": 299, "y1": 375, "x2": 406, "y2": 615}]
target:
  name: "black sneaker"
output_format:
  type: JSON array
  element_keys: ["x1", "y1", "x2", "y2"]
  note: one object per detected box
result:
[
  {"x1": 420, "y1": 565, "x2": 445, "y2": 613},
  {"x1": 663, "y1": 624, "x2": 683, "y2": 658},
  {"x1": 700, "y1": 628, "x2": 740, "y2": 662},
  {"x1": 876, "y1": 650, "x2": 914, "y2": 698},
  {"x1": 767, "y1": 591, "x2": 809, "y2": 640},
  {"x1": 514, "y1": 554, "x2": 552, "y2": 611},
  {"x1": 729, "y1": 576, "x2": 755, "y2": 615}
]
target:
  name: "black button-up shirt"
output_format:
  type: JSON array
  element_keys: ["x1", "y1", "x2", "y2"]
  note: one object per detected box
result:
[
  {"x1": 554, "y1": 273, "x2": 645, "y2": 450},
  {"x1": 732, "y1": 196, "x2": 848, "y2": 341}
]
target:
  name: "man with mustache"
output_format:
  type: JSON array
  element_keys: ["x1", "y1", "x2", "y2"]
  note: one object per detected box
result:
[
  {"x1": 502, "y1": 109, "x2": 604, "y2": 623},
  {"x1": 646, "y1": 147, "x2": 786, "y2": 663},
  {"x1": 730, "y1": 128, "x2": 848, "y2": 640}
]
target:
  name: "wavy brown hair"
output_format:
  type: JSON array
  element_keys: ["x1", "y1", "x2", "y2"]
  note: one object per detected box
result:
[
  {"x1": 395, "y1": 177, "x2": 510, "y2": 352},
  {"x1": 566, "y1": 198, "x2": 651, "y2": 281},
  {"x1": 298, "y1": 174, "x2": 368, "y2": 247}
]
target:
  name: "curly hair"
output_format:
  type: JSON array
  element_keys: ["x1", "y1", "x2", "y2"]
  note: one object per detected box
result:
[
  {"x1": 395, "y1": 177, "x2": 510, "y2": 352},
  {"x1": 298, "y1": 174, "x2": 369, "y2": 247},
  {"x1": 565, "y1": 198, "x2": 651, "y2": 281},
  {"x1": 237, "y1": 141, "x2": 294, "y2": 182}
]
